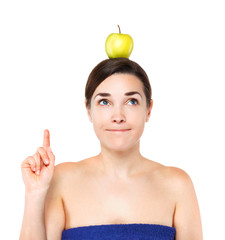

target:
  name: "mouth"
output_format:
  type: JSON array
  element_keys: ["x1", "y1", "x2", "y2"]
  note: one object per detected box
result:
[{"x1": 106, "y1": 129, "x2": 131, "y2": 132}]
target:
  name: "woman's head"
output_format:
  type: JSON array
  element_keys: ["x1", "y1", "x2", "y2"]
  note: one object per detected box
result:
[
  {"x1": 85, "y1": 58, "x2": 152, "y2": 110},
  {"x1": 84, "y1": 58, "x2": 153, "y2": 152}
]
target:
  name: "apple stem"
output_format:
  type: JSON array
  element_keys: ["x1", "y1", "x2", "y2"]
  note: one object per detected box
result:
[{"x1": 117, "y1": 25, "x2": 121, "y2": 34}]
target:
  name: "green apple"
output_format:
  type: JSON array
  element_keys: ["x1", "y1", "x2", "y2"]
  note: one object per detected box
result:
[{"x1": 105, "y1": 25, "x2": 134, "y2": 59}]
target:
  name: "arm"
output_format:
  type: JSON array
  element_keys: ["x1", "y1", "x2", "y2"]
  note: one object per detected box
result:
[
  {"x1": 20, "y1": 189, "x2": 49, "y2": 240},
  {"x1": 20, "y1": 164, "x2": 65, "y2": 240},
  {"x1": 20, "y1": 129, "x2": 64, "y2": 240},
  {"x1": 44, "y1": 164, "x2": 65, "y2": 239},
  {"x1": 173, "y1": 168, "x2": 203, "y2": 240}
]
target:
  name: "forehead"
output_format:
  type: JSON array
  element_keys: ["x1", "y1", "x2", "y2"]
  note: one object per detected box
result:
[{"x1": 94, "y1": 73, "x2": 143, "y2": 94}]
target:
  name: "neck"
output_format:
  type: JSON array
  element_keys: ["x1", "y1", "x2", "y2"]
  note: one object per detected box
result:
[{"x1": 96, "y1": 141, "x2": 145, "y2": 179}]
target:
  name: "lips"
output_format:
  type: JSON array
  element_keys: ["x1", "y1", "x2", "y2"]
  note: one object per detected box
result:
[{"x1": 106, "y1": 129, "x2": 131, "y2": 132}]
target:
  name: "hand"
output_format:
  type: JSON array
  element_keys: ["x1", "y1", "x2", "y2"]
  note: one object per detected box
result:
[{"x1": 21, "y1": 129, "x2": 55, "y2": 193}]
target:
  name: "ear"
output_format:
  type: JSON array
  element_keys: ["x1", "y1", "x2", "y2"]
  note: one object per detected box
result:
[
  {"x1": 146, "y1": 99, "x2": 153, "y2": 122},
  {"x1": 85, "y1": 99, "x2": 93, "y2": 123}
]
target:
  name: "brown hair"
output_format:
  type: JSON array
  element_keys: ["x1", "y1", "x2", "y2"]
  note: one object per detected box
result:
[{"x1": 85, "y1": 58, "x2": 152, "y2": 109}]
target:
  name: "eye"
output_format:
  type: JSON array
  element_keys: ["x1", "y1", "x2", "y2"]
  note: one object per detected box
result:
[
  {"x1": 99, "y1": 99, "x2": 109, "y2": 106},
  {"x1": 128, "y1": 98, "x2": 138, "y2": 105}
]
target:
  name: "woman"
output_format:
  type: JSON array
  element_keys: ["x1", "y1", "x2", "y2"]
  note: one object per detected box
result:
[{"x1": 20, "y1": 58, "x2": 203, "y2": 240}]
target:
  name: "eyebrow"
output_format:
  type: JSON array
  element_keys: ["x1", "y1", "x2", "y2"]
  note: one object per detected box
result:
[{"x1": 94, "y1": 91, "x2": 143, "y2": 99}]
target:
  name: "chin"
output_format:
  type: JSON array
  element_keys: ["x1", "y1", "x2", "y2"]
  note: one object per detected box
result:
[{"x1": 101, "y1": 140, "x2": 138, "y2": 152}]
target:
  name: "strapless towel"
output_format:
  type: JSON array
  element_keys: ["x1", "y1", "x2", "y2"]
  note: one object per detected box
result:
[{"x1": 61, "y1": 223, "x2": 176, "y2": 240}]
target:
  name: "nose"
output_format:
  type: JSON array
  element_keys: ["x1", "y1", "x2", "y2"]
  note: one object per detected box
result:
[{"x1": 111, "y1": 107, "x2": 126, "y2": 123}]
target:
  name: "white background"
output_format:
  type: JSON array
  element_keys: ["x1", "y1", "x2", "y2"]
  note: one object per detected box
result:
[{"x1": 0, "y1": 0, "x2": 224, "y2": 239}]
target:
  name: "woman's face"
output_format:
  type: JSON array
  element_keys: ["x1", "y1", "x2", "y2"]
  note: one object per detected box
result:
[{"x1": 86, "y1": 73, "x2": 153, "y2": 152}]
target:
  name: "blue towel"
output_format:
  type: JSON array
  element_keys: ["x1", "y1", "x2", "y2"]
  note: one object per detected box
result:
[{"x1": 62, "y1": 223, "x2": 176, "y2": 240}]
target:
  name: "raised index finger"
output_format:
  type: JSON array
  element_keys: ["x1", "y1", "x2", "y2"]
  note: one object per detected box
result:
[{"x1": 43, "y1": 129, "x2": 50, "y2": 149}]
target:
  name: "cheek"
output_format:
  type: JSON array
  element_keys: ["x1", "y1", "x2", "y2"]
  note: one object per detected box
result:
[
  {"x1": 91, "y1": 109, "x2": 109, "y2": 135},
  {"x1": 135, "y1": 117, "x2": 146, "y2": 135},
  {"x1": 129, "y1": 110, "x2": 146, "y2": 136},
  {"x1": 130, "y1": 108, "x2": 146, "y2": 124},
  {"x1": 92, "y1": 109, "x2": 109, "y2": 123}
]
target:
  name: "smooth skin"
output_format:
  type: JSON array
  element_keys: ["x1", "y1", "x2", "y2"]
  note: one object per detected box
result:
[
  {"x1": 20, "y1": 74, "x2": 203, "y2": 240},
  {"x1": 20, "y1": 130, "x2": 59, "y2": 240}
]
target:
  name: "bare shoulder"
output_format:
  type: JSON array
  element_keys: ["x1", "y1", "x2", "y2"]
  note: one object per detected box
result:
[
  {"x1": 163, "y1": 166, "x2": 199, "y2": 204},
  {"x1": 52, "y1": 158, "x2": 92, "y2": 183},
  {"x1": 147, "y1": 159, "x2": 190, "y2": 178},
  {"x1": 147, "y1": 160, "x2": 199, "y2": 202},
  {"x1": 54, "y1": 161, "x2": 79, "y2": 173},
  {"x1": 165, "y1": 166, "x2": 195, "y2": 195},
  {"x1": 146, "y1": 159, "x2": 194, "y2": 194},
  {"x1": 163, "y1": 166, "x2": 193, "y2": 185},
  {"x1": 53, "y1": 160, "x2": 84, "y2": 178}
]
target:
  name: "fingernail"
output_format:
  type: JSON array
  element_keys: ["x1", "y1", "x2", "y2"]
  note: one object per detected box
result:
[
  {"x1": 45, "y1": 159, "x2": 49, "y2": 164},
  {"x1": 36, "y1": 170, "x2": 40, "y2": 175},
  {"x1": 33, "y1": 168, "x2": 36, "y2": 172}
]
